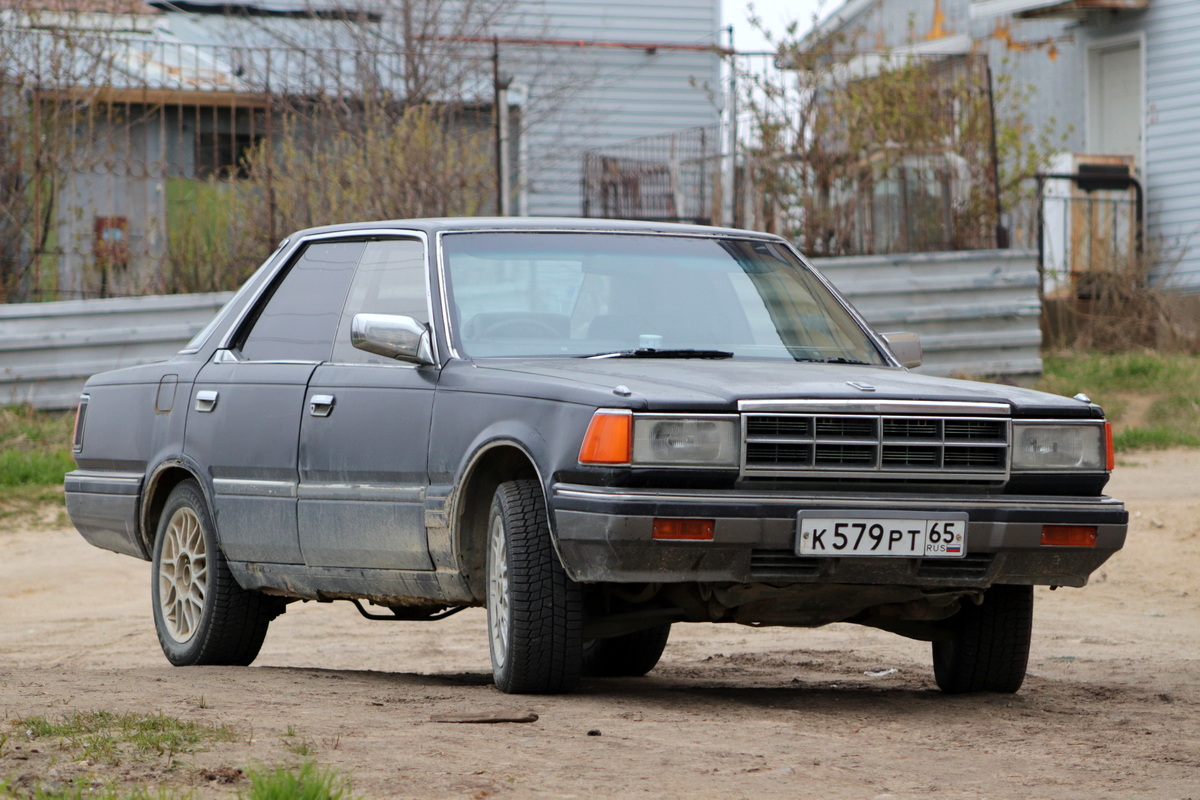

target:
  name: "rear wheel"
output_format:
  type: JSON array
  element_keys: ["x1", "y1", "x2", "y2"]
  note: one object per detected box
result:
[
  {"x1": 583, "y1": 624, "x2": 672, "y2": 677},
  {"x1": 151, "y1": 480, "x2": 280, "y2": 666},
  {"x1": 932, "y1": 584, "x2": 1033, "y2": 694},
  {"x1": 487, "y1": 480, "x2": 583, "y2": 694}
]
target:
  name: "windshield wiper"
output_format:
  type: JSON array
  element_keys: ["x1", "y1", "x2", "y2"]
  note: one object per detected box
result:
[
  {"x1": 582, "y1": 348, "x2": 735, "y2": 360},
  {"x1": 795, "y1": 356, "x2": 870, "y2": 365}
]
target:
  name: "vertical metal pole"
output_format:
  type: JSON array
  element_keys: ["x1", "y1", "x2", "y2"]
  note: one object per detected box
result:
[
  {"x1": 985, "y1": 62, "x2": 1007, "y2": 248},
  {"x1": 493, "y1": 36, "x2": 504, "y2": 216},
  {"x1": 498, "y1": 87, "x2": 511, "y2": 216},
  {"x1": 725, "y1": 26, "x2": 738, "y2": 228},
  {"x1": 265, "y1": 50, "x2": 276, "y2": 247}
]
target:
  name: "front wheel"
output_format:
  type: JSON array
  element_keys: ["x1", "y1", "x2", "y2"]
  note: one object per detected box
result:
[
  {"x1": 932, "y1": 584, "x2": 1033, "y2": 694},
  {"x1": 151, "y1": 480, "x2": 280, "y2": 666},
  {"x1": 487, "y1": 480, "x2": 583, "y2": 694}
]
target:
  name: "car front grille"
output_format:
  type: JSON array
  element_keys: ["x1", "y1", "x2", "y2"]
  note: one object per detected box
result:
[{"x1": 743, "y1": 413, "x2": 1009, "y2": 479}]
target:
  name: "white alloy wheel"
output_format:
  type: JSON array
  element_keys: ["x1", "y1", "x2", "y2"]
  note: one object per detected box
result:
[
  {"x1": 487, "y1": 513, "x2": 511, "y2": 670},
  {"x1": 151, "y1": 479, "x2": 279, "y2": 666},
  {"x1": 157, "y1": 505, "x2": 208, "y2": 643}
]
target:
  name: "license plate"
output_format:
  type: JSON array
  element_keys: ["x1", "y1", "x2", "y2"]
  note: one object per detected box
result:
[{"x1": 796, "y1": 512, "x2": 968, "y2": 558}]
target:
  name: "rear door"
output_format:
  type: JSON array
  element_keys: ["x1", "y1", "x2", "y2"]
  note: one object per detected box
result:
[{"x1": 185, "y1": 240, "x2": 364, "y2": 564}]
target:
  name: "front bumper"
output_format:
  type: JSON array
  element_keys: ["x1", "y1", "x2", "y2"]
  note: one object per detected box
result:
[{"x1": 550, "y1": 484, "x2": 1127, "y2": 588}]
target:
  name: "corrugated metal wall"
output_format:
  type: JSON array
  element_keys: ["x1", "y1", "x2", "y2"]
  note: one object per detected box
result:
[
  {"x1": 1, "y1": 250, "x2": 1041, "y2": 410},
  {"x1": 814, "y1": 249, "x2": 1043, "y2": 381},
  {"x1": 497, "y1": 0, "x2": 723, "y2": 216},
  {"x1": 0, "y1": 292, "x2": 231, "y2": 410}
]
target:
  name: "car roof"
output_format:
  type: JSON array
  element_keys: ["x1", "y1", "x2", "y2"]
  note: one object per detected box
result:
[{"x1": 284, "y1": 217, "x2": 786, "y2": 242}]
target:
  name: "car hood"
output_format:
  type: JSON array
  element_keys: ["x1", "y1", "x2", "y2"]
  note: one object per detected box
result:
[{"x1": 470, "y1": 359, "x2": 1096, "y2": 418}]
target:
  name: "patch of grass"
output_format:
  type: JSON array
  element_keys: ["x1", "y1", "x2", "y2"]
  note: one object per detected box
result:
[
  {"x1": 244, "y1": 762, "x2": 355, "y2": 800},
  {"x1": 283, "y1": 738, "x2": 316, "y2": 757},
  {"x1": 0, "y1": 778, "x2": 190, "y2": 799},
  {"x1": 1039, "y1": 352, "x2": 1200, "y2": 451},
  {"x1": 13, "y1": 711, "x2": 239, "y2": 766},
  {"x1": 0, "y1": 406, "x2": 75, "y2": 489}
]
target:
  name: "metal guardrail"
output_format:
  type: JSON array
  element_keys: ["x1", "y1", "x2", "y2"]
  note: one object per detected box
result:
[
  {"x1": 0, "y1": 292, "x2": 232, "y2": 410},
  {"x1": 0, "y1": 249, "x2": 1042, "y2": 410},
  {"x1": 813, "y1": 249, "x2": 1043, "y2": 382}
]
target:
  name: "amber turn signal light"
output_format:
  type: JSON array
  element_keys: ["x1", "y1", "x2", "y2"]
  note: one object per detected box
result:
[
  {"x1": 1041, "y1": 525, "x2": 1098, "y2": 547},
  {"x1": 652, "y1": 518, "x2": 715, "y2": 541},
  {"x1": 579, "y1": 411, "x2": 632, "y2": 464}
]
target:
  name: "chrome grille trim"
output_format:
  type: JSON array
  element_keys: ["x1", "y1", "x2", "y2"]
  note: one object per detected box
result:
[{"x1": 741, "y1": 412, "x2": 1011, "y2": 480}]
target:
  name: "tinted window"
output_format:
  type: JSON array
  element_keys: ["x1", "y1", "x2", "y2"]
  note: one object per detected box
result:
[
  {"x1": 331, "y1": 238, "x2": 428, "y2": 364},
  {"x1": 240, "y1": 241, "x2": 364, "y2": 362}
]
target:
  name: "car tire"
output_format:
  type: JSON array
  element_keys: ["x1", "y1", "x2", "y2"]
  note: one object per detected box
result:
[
  {"x1": 151, "y1": 479, "x2": 279, "y2": 666},
  {"x1": 487, "y1": 479, "x2": 583, "y2": 694},
  {"x1": 583, "y1": 624, "x2": 672, "y2": 677},
  {"x1": 932, "y1": 584, "x2": 1033, "y2": 694}
]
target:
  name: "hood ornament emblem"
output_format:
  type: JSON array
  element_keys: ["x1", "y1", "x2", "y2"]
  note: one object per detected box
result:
[{"x1": 847, "y1": 381, "x2": 876, "y2": 392}]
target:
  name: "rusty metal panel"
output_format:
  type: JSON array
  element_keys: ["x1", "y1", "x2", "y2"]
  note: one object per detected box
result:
[
  {"x1": 812, "y1": 249, "x2": 1043, "y2": 382},
  {"x1": 0, "y1": 292, "x2": 232, "y2": 410}
]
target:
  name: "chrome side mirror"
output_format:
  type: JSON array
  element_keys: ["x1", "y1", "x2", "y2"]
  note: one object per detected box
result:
[
  {"x1": 881, "y1": 331, "x2": 922, "y2": 369},
  {"x1": 351, "y1": 313, "x2": 434, "y2": 365}
]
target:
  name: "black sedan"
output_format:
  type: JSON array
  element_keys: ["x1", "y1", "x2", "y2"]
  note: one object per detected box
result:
[{"x1": 67, "y1": 218, "x2": 1126, "y2": 694}]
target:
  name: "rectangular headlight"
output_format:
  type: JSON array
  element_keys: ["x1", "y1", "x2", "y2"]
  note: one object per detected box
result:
[
  {"x1": 1011, "y1": 422, "x2": 1106, "y2": 471},
  {"x1": 632, "y1": 416, "x2": 739, "y2": 467}
]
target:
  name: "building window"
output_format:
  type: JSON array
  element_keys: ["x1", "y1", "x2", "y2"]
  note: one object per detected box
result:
[{"x1": 195, "y1": 131, "x2": 261, "y2": 179}]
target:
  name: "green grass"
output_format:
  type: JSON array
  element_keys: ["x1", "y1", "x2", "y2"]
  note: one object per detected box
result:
[
  {"x1": 1, "y1": 762, "x2": 354, "y2": 800},
  {"x1": 0, "y1": 405, "x2": 75, "y2": 489},
  {"x1": 244, "y1": 763, "x2": 355, "y2": 800},
  {"x1": 1039, "y1": 352, "x2": 1200, "y2": 451},
  {"x1": 0, "y1": 778, "x2": 189, "y2": 800},
  {"x1": 0, "y1": 763, "x2": 353, "y2": 800},
  {"x1": 1040, "y1": 351, "x2": 1200, "y2": 395},
  {"x1": 12, "y1": 711, "x2": 239, "y2": 765}
]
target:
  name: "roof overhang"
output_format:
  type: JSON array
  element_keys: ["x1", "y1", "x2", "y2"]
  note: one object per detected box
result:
[{"x1": 970, "y1": 0, "x2": 1148, "y2": 20}]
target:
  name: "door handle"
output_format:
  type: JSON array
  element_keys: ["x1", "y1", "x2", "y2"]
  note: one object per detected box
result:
[
  {"x1": 194, "y1": 390, "x2": 219, "y2": 413},
  {"x1": 309, "y1": 394, "x2": 335, "y2": 417}
]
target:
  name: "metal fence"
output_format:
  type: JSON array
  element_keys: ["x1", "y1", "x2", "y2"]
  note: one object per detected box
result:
[
  {"x1": 735, "y1": 51, "x2": 1004, "y2": 258},
  {"x1": 581, "y1": 124, "x2": 723, "y2": 224},
  {"x1": 0, "y1": 23, "x2": 496, "y2": 304},
  {"x1": 1, "y1": 249, "x2": 1042, "y2": 410}
]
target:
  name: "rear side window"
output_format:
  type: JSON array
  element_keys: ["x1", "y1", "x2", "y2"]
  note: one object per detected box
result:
[{"x1": 239, "y1": 241, "x2": 365, "y2": 362}]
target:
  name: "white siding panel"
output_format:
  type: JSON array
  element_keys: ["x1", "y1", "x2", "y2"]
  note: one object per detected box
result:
[
  {"x1": 501, "y1": 0, "x2": 722, "y2": 216},
  {"x1": 1138, "y1": 0, "x2": 1200, "y2": 291}
]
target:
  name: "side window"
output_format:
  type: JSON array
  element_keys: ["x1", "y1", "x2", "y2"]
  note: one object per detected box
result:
[
  {"x1": 239, "y1": 241, "x2": 365, "y2": 362},
  {"x1": 331, "y1": 238, "x2": 428, "y2": 364}
]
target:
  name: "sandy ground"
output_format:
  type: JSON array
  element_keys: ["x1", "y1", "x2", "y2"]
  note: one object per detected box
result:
[{"x1": 2, "y1": 450, "x2": 1198, "y2": 799}]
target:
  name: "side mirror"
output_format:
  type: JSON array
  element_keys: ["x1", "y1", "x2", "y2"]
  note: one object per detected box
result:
[
  {"x1": 881, "y1": 331, "x2": 922, "y2": 369},
  {"x1": 351, "y1": 313, "x2": 435, "y2": 365}
]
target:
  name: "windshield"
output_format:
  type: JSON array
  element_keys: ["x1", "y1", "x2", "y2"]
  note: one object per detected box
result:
[{"x1": 440, "y1": 232, "x2": 887, "y2": 364}]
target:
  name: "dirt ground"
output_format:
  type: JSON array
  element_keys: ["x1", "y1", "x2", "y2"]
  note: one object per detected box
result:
[{"x1": 2, "y1": 450, "x2": 1198, "y2": 799}]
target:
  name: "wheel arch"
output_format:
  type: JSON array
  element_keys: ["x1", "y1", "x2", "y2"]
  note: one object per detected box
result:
[
  {"x1": 140, "y1": 458, "x2": 209, "y2": 555},
  {"x1": 452, "y1": 440, "x2": 543, "y2": 601}
]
